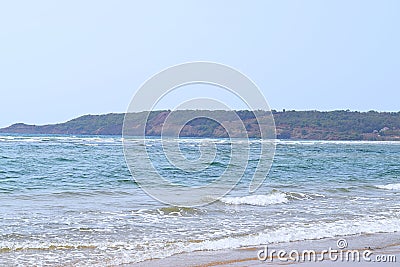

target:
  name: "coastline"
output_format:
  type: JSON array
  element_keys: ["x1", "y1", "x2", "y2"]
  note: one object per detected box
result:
[
  {"x1": 1, "y1": 110, "x2": 400, "y2": 141},
  {"x1": 132, "y1": 232, "x2": 400, "y2": 266}
]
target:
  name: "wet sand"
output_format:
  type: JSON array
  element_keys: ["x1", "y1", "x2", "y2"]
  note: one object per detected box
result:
[{"x1": 132, "y1": 232, "x2": 400, "y2": 266}]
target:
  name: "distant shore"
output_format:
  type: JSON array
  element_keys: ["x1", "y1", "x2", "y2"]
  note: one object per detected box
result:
[{"x1": 1, "y1": 110, "x2": 399, "y2": 141}]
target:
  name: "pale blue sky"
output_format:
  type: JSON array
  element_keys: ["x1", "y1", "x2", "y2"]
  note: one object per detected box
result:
[{"x1": 0, "y1": 0, "x2": 399, "y2": 127}]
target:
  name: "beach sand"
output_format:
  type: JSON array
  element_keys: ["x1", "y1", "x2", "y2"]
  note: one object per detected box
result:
[{"x1": 132, "y1": 232, "x2": 399, "y2": 266}]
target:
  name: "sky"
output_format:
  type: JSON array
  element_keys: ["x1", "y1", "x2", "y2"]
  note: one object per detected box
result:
[{"x1": 0, "y1": 0, "x2": 399, "y2": 127}]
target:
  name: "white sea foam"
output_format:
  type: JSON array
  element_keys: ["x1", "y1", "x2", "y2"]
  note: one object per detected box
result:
[
  {"x1": 3, "y1": 215, "x2": 398, "y2": 266},
  {"x1": 218, "y1": 191, "x2": 324, "y2": 206},
  {"x1": 375, "y1": 183, "x2": 400, "y2": 190},
  {"x1": 189, "y1": 215, "x2": 400, "y2": 252},
  {"x1": 276, "y1": 140, "x2": 400, "y2": 145},
  {"x1": 0, "y1": 135, "x2": 122, "y2": 145},
  {"x1": 219, "y1": 193, "x2": 288, "y2": 206}
]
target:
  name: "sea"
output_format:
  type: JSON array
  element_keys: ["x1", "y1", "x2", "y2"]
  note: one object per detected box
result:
[{"x1": 0, "y1": 134, "x2": 399, "y2": 266}]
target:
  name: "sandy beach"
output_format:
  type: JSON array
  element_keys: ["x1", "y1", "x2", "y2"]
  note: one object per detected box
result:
[{"x1": 133, "y1": 233, "x2": 400, "y2": 266}]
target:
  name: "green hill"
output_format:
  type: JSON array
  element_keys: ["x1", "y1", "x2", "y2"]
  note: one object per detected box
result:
[{"x1": 1, "y1": 110, "x2": 400, "y2": 140}]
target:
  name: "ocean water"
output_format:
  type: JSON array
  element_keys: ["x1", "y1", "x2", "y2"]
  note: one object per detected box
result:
[{"x1": 0, "y1": 135, "x2": 399, "y2": 266}]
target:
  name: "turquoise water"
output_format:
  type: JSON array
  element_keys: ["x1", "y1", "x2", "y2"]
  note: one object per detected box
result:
[{"x1": 0, "y1": 135, "x2": 400, "y2": 266}]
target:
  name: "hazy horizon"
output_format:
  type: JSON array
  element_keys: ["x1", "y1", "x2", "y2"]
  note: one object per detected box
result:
[{"x1": 2, "y1": 108, "x2": 400, "y2": 128}]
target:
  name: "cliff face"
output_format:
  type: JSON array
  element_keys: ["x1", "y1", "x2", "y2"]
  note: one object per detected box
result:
[{"x1": 1, "y1": 110, "x2": 400, "y2": 140}]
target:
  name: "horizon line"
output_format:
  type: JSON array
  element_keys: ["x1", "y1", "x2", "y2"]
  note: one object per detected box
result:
[{"x1": 2, "y1": 109, "x2": 400, "y2": 128}]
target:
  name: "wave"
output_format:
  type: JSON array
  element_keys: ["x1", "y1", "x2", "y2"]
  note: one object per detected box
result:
[
  {"x1": 156, "y1": 206, "x2": 202, "y2": 216},
  {"x1": 0, "y1": 242, "x2": 98, "y2": 252},
  {"x1": 0, "y1": 135, "x2": 122, "y2": 145},
  {"x1": 219, "y1": 192, "x2": 288, "y2": 206},
  {"x1": 375, "y1": 183, "x2": 400, "y2": 190},
  {"x1": 188, "y1": 215, "x2": 400, "y2": 252},
  {"x1": 218, "y1": 191, "x2": 324, "y2": 206},
  {"x1": 3, "y1": 215, "x2": 399, "y2": 266},
  {"x1": 275, "y1": 140, "x2": 400, "y2": 145}
]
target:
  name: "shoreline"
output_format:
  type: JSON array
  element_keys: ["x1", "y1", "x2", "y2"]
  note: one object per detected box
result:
[
  {"x1": 1, "y1": 110, "x2": 400, "y2": 141},
  {"x1": 132, "y1": 232, "x2": 400, "y2": 266}
]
